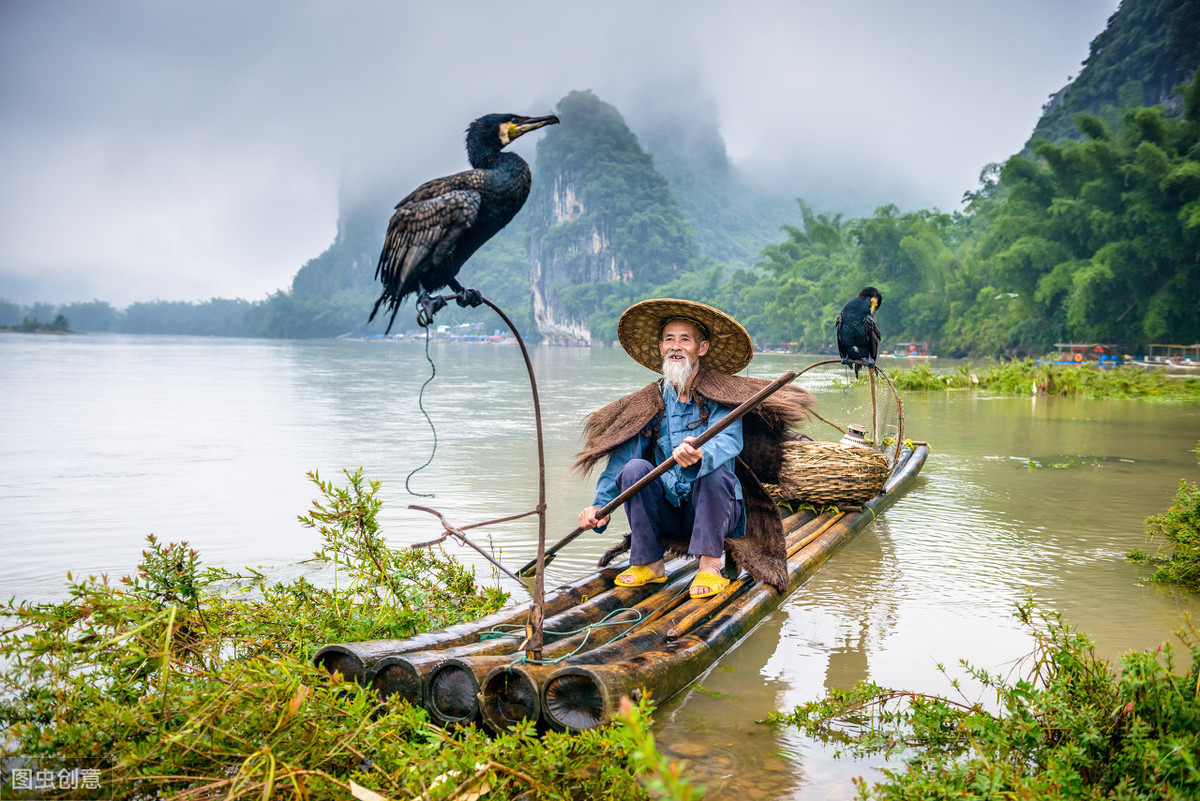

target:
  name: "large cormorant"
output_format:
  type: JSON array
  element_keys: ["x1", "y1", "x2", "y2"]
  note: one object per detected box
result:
[
  {"x1": 836, "y1": 286, "x2": 883, "y2": 376},
  {"x1": 368, "y1": 112, "x2": 560, "y2": 331}
]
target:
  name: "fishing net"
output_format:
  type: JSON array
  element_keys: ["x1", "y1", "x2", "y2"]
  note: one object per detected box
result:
[{"x1": 767, "y1": 362, "x2": 906, "y2": 507}]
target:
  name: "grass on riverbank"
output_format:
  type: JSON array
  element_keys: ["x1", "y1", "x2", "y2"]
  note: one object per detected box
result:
[
  {"x1": 0, "y1": 469, "x2": 695, "y2": 800},
  {"x1": 771, "y1": 597, "x2": 1200, "y2": 800},
  {"x1": 887, "y1": 360, "x2": 1200, "y2": 400}
]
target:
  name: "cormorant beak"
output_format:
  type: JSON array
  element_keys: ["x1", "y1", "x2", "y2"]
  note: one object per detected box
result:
[
  {"x1": 870, "y1": 298, "x2": 879, "y2": 312},
  {"x1": 510, "y1": 115, "x2": 560, "y2": 140}
]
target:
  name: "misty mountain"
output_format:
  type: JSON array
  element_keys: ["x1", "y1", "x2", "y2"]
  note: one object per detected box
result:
[
  {"x1": 1028, "y1": 0, "x2": 1200, "y2": 148},
  {"x1": 620, "y1": 83, "x2": 802, "y2": 271},
  {"x1": 267, "y1": 87, "x2": 798, "y2": 339},
  {"x1": 527, "y1": 90, "x2": 699, "y2": 344}
]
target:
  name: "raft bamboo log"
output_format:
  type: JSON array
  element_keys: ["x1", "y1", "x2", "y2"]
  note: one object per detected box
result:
[
  {"x1": 314, "y1": 568, "x2": 616, "y2": 682},
  {"x1": 785, "y1": 513, "x2": 848, "y2": 558},
  {"x1": 424, "y1": 575, "x2": 693, "y2": 726},
  {"x1": 517, "y1": 369, "x2": 800, "y2": 577},
  {"x1": 540, "y1": 444, "x2": 929, "y2": 731},
  {"x1": 368, "y1": 557, "x2": 697, "y2": 703},
  {"x1": 477, "y1": 572, "x2": 716, "y2": 731},
  {"x1": 663, "y1": 511, "x2": 846, "y2": 642},
  {"x1": 661, "y1": 513, "x2": 842, "y2": 641}
]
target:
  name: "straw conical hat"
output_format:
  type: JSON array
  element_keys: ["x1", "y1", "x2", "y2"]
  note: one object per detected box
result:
[{"x1": 617, "y1": 298, "x2": 753, "y2": 374}]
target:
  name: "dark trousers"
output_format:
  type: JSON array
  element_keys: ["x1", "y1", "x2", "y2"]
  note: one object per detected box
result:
[{"x1": 615, "y1": 458, "x2": 742, "y2": 564}]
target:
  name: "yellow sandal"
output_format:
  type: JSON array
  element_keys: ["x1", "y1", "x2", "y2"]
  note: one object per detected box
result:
[
  {"x1": 689, "y1": 570, "x2": 731, "y2": 599},
  {"x1": 615, "y1": 565, "x2": 667, "y2": 587}
]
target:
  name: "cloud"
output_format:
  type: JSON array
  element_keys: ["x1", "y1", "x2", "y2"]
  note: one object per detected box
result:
[{"x1": 0, "y1": 0, "x2": 1119, "y2": 305}]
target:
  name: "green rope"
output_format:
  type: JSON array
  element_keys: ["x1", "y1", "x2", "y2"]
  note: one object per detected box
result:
[{"x1": 482, "y1": 586, "x2": 689, "y2": 666}]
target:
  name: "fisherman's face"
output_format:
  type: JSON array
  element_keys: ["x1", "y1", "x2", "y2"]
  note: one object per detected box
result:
[{"x1": 659, "y1": 320, "x2": 709, "y2": 369}]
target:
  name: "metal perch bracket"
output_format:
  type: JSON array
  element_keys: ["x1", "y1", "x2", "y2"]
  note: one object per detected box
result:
[
  {"x1": 404, "y1": 291, "x2": 550, "y2": 660},
  {"x1": 408, "y1": 504, "x2": 537, "y2": 585}
]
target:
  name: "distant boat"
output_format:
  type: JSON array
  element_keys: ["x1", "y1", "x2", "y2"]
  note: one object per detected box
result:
[
  {"x1": 1038, "y1": 342, "x2": 1129, "y2": 367},
  {"x1": 883, "y1": 341, "x2": 935, "y2": 359},
  {"x1": 1131, "y1": 343, "x2": 1200, "y2": 370}
]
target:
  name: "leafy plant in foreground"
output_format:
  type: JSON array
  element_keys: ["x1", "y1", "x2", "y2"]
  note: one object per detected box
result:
[
  {"x1": 770, "y1": 597, "x2": 1200, "y2": 800},
  {"x1": 0, "y1": 469, "x2": 688, "y2": 800}
]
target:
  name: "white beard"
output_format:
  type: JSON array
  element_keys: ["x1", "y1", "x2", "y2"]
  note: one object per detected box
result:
[{"x1": 661, "y1": 352, "x2": 697, "y2": 395}]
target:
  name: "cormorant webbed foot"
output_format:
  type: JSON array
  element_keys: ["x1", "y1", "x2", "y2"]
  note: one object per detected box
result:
[
  {"x1": 416, "y1": 293, "x2": 450, "y2": 328},
  {"x1": 455, "y1": 288, "x2": 484, "y2": 308}
]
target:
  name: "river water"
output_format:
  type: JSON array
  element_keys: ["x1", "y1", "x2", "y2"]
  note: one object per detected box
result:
[{"x1": 3, "y1": 333, "x2": 1199, "y2": 798}]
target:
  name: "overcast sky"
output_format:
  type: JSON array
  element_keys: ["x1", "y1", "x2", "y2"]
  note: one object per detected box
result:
[{"x1": 0, "y1": 0, "x2": 1120, "y2": 307}]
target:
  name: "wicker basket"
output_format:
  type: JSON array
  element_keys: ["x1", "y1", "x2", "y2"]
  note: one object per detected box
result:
[{"x1": 765, "y1": 440, "x2": 890, "y2": 506}]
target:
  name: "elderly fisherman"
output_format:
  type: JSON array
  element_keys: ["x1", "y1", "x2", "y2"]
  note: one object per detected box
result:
[{"x1": 575, "y1": 299, "x2": 816, "y2": 598}]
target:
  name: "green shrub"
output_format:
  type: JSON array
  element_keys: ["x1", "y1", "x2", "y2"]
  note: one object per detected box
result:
[
  {"x1": 885, "y1": 360, "x2": 1200, "y2": 400},
  {"x1": 771, "y1": 597, "x2": 1200, "y2": 800},
  {"x1": 1130, "y1": 480, "x2": 1200, "y2": 590},
  {"x1": 0, "y1": 469, "x2": 687, "y2": 800}
]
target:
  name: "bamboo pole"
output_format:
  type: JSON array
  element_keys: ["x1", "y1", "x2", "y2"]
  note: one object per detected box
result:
[
  {"x1": 314, "y1": 568, "x2": 615, "y2": 683},
  {"x1": 426, "y1": 576, "x2": 692, "y2": 726},
  {"x1": 367, "y1": 557, "x2": 697, "y2": 703}
]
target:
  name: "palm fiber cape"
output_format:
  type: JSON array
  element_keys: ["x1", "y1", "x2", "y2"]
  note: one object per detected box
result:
[{"x1": 574, "y1": 369, "x2": 817, "y2": 591}]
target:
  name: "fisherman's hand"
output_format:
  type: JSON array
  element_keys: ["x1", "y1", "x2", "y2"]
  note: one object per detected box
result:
[
  {"x1": 674, "y1": 437, "x2": 702, "y2": 467},
  {"x1": 579, "y1": 506, "x2": 611, "y2": 531}
]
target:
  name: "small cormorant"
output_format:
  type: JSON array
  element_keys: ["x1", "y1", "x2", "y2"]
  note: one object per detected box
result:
[
  {"x1": 369, "y1": 112, "x2": 560, "y2": 331},
  {"x1": 836, "y1": 286, "x2": 883, "y2": 376}
]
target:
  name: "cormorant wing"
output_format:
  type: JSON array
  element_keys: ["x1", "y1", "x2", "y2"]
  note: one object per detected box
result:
[
  {"x1": 866, "y1": 314, "x2": 882, "y2": 360},
  {"x1": 395, "y1": 168, "x2": 488, "y2": 206},
  {"x1": 374, "y1": 188, "x2": 482, "y2": 301},
  {"x1": 835, "y1": 310, "x2": 848, "y2": 358}
]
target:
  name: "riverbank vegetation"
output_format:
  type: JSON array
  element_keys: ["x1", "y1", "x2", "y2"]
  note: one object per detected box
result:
[
  {"x1": 0, "y1": 469, "x2": 692, "y2": 800},
  {"x1": 772, "y1": 597, "x2": 1200, "y2": 800},
  {"x1": 1129, "y1": 435, "x2": 1200, "y2": 589},
  {"x1": 0, "y1": 313, "x2": 70, "y2": 333},
  {"x1": 886, "y1": 361, "x2": 1200, "y2": 400}
]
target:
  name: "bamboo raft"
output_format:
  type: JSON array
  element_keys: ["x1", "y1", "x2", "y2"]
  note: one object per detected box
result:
[{"x1": 315, "y1": 442, "x2": 929, "y2": 732}]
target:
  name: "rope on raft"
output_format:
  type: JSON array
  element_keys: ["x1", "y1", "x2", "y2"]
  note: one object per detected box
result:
[{"x1": 479, "y1": 584, "x2": 691, "y2": 665}]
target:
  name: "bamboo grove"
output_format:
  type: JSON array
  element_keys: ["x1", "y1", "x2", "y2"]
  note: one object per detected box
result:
[{"x1": 691, "y1": 68, "x2": 1200, "y2": 357}]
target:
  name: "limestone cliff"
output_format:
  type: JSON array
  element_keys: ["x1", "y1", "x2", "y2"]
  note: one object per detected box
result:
[
  {"x1": 527, "y1": 91, "x2": 699, "y2": 345},
  {"x1": 529, "y1": 173, "x2": 634, "y2": 344}
]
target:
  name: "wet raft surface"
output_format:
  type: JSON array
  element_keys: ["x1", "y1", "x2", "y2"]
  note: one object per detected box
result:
[{"x1": 315, "y1": 443, "x2": 929, "y2": 731}]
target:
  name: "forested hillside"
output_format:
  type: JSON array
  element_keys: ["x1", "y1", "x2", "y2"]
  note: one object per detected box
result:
[
  {"x1": 1029, "y1": 0, "x2": 1200, "y2": 148},
  {"x1": 526, "y1": 91, "x2": 700, "y2": 344}
]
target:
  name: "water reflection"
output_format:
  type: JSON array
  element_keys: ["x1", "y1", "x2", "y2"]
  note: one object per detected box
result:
[{"x1": 655, "y1": 614, "x2": 803, "y2": 801}]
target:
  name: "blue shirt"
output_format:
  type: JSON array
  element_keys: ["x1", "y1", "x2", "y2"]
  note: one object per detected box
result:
[{"x1": 592, "y1": 382, "x2": 744, "y2": 531}]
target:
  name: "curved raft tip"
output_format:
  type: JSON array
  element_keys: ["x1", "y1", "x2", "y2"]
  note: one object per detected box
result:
[
  {"x1": 313, "y1": 645, "x2": 366, "y2": 683},
  {"x1": 369, "y1": 657, "x2": 423, "y2": 706},
  {"x1": 480, "y1": 665, "x2": 541, "y2": 732},
  {"x1": 542, "y1": 667, "x2": 609, "y2": 732},
  {"x1": 425, "y1": 660, "x2": 483, "y2": 725}
]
